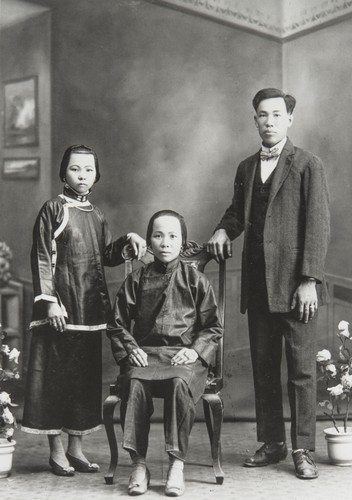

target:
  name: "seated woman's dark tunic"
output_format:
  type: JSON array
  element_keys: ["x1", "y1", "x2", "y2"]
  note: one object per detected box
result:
[{"x1": 108, "y1": 257, "x2": 223, "y2": 403}]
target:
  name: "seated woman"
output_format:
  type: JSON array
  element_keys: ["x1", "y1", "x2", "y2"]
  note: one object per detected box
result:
[{"x1": 107, "y1": 209, "x2": 223, "y2": 497}]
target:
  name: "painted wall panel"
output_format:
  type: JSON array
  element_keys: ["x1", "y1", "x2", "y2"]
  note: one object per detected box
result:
[
  {"x1": 0, "y1": 12, "x2": 51, "y2": 282},
  {"x1": 283, "y1": 17, "x2": 352, "y2": 278}
]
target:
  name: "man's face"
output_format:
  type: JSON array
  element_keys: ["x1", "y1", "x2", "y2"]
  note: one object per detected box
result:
[{"x1": 254, "y1": 97, "x2": 293, "y2": 147}]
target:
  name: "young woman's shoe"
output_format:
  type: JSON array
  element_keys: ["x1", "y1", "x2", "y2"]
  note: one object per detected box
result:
[
  {"x1": 66, "y1": 452, "x2": 99, "y2": 473},
  {"x1": 128, "y1": 465, "x2": 150, "y2": 496},
  {"x1": 49, "y1": 457, "x2": 75, "y2": 476}
]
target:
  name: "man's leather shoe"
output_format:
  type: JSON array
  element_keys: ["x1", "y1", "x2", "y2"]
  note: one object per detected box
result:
[
  {"x1": 292, "y1": 450, "x2": 318, "y2": 479},
  {"x1": 243, "y1": 442, "x2": 288, "y2": 467}
]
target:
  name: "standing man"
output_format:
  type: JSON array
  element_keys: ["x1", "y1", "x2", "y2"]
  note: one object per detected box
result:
[{"x1": 207, "y1": 88, "x2": 330, "y2": 479}]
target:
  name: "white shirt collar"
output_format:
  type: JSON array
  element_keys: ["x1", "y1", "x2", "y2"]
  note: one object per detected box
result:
[{"x1": 261, "y1": 136, "x2": 287, "y2": 154}]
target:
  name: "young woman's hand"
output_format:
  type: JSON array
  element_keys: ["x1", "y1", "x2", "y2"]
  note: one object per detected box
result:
[
  {"x1": 128, "y1": 348, "x2": 148, "y2": 367},
  {"x1": 47, "y1": 302, "x2": 66, "y2": 332},
  {"x1": 128, "y1": 233, "x2": 147, "y2": 260},
  {"x1": 171, "y1": 348, "x2": 199, "y2": 365}
]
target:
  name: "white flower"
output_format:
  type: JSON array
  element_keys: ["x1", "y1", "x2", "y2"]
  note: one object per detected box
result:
[
  {"x1": 3, "y1": 428, "x2": 14, "y2": 439},
  {"x1": 338, "y1": 320, "x2": 350, "y2": 331},
  {"x1": 318, "y1": 400, "x2": 333, "y2": 410},
  {"x1": 338, "y1": 321, "x2": 350, "y2": 338},
  {"x1": 0, "y1": 391, "x2": 11, "y2": 405},
  {"x1": 1, "y1": 344, "x2": 10, "y2": 355},
  {"x1": 325, "y1": 364, "x2": 337, "y2": 377},
  {"x1": 341, "y1": 374, "x2": 352, "y2": 390},
  {"x1": 8, "y1": 348, "x2": 20, "y2": 364},
  {"x1": 327, "y1": 384, "x2": 344, "y2": 396},
  {"x1": 316, "y1": 349, "x2": 331, "y2": 363},
  {"x1": 339, "y1": 330, "x2": 350, "y2": 339},
  {"x1": 1, "y1": 406, "x2": 14, "y2": 424},
  {"x1": 337, "y1": 321, "x2": 350, "y2": 339}
]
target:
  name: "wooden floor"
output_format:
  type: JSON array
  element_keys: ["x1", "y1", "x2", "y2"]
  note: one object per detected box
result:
[{"x1": 4, "y1": 421, "x2": 352, "y2": 500}]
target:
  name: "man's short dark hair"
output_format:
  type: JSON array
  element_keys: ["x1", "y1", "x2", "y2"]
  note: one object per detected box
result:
[{"x1": 252, "y1": 88, "x2": 296, "y2": 114}]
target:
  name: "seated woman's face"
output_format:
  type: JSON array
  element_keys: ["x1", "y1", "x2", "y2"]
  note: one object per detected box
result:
[{"x1": 150, "y1": 215, "x2": 182, "y2": 263}]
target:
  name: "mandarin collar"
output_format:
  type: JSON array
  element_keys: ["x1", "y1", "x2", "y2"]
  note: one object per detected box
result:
[
  {"x1": 153, "y1": 257, "x2": 180, "y2": 274},
  {"x1": 63, "y1": 183, "x2": 91, "y2": 202}
]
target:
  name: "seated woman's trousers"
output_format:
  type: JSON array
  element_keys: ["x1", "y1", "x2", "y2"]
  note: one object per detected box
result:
[{"x1": 120, "y1": 377, "x2": 196, "y2": 460}]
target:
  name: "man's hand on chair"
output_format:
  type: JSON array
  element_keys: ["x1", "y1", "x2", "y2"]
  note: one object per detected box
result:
[{"x1": 207, "y1": 229, "x2": 232, "y2": 263}]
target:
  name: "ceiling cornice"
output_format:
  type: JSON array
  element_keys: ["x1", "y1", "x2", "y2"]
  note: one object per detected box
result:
[
  {"x1": 1, "y1": 0, "x2": 50, "y2": 29},
  {"x1": 149, "y1": 0, "x2": 352, "y2": 40},
  {"x1": 2, "y1": 0, "x2": 352, "y2": 39}
]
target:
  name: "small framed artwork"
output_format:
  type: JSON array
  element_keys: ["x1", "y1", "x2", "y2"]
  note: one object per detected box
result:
[
  {"x1": 2, "y1": 158, "x2": 40, "y2": 180},
  {"x1": 3, "y1": 76, "x2": 39, "y2": 147}
]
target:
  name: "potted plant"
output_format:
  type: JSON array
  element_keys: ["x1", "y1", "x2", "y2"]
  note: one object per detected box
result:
[
  {"x1": 316, "y1": 320, "x2": 352, "y2": 466},
  {"x1": 0, "y1": 323, "x2": 20, "y2": 478}
]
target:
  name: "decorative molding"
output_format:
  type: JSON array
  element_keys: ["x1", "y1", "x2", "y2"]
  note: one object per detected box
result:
[
  {"x1": 150, "y1": 0, "x2": 352, "y2": 40},
  {"x1": 282, "y1": 0, "x2": 352, "y2": 38},
  {"x1": 1, "y1": 0, "x2": 50, "y2": 30}
]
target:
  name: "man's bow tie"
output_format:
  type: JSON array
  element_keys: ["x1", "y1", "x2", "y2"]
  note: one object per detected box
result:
[{"x1": 260, "y1": 147, "x2": 280, "y2": 161}]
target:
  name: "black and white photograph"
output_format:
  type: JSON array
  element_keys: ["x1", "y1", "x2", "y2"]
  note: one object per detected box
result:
[{"x1": 0, "y1": 1, "x2": 352, "y2": 499}]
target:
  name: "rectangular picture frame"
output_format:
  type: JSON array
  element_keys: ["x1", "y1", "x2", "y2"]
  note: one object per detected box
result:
[
  {"x1": 2, "y1": 157, "x2": 40, "y2": 180},
  {"x1": 3, "y1": 75, "x2": 39, "y2": 147}
]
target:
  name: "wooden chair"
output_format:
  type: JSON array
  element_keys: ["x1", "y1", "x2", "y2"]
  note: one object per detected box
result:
[{"x1": 103, "y1": 241, "x2": 226, "y2": 485}]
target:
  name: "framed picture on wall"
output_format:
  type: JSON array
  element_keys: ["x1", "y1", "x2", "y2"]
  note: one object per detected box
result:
[
  {"x1": 3, "y1": 76, "x2": 39, "y2": 147},
  {"x1": 2, "y1": 158, "x2": 40, "y2": 180}
]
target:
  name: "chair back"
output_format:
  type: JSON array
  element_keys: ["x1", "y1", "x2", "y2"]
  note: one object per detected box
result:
[{"x1": 122, "y1": 241, "x2": 226, "y2": 393}]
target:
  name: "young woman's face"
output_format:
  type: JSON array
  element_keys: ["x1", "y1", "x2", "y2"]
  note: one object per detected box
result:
[
  {"x1": 65, "y1": 153, "x2": 96, "y2": 194},
  {"x1": 150, "y1": 215, "x2": 183, "y2": 263}
]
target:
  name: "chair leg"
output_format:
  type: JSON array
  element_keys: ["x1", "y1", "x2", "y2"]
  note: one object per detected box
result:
[
  {"x1": 202, "y1": 393, "x2": 225, "y2": 484},
  {"x1": 103, "y1": 394, "x2": 120, "y2": 485}
]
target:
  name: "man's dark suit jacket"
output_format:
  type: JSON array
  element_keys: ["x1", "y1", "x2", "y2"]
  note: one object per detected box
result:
[{"x1": 217, "y1": 138, "x2": 330, "y2": 314}]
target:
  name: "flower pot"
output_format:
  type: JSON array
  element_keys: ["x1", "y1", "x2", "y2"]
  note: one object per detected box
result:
[
  {"x1": 324, "y1": 427, "x2": 352, "y2": 466},
  {"x1": 0, "y1": 438, "x2": 16, "y2": 478}
]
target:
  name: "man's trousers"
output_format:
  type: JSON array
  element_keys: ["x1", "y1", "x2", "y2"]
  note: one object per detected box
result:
[{"x1": 247, "y1": 302, "x2": 317, "y2": 450}]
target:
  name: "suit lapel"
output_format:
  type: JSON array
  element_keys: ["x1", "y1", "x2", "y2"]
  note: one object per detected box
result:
[
  {"x1": 268, "y1": 138, "x2": 295, "y2": 207},
  {"x1": 244, "y1": 153, "x2": 259, "y2": 223}
]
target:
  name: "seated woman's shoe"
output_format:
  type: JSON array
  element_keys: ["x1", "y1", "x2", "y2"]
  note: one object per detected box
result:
[
  {"x1": 49, "y1": 457, "x2": 75, "y2": 477},
  {"x1": 128, "y1": 465, "x2": 150, "y2": 496},
  {"x1": 66, "y1": 452, "x2": 100, "y2": 473},
  {"x1": 165, "y1": 466, "x2": 185, "y2": 497}
]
